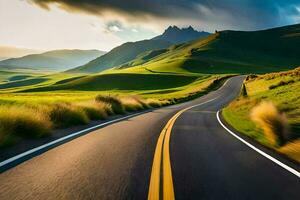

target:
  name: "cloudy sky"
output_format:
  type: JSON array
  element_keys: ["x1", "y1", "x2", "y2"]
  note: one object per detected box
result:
[{"x1": 0, "y1": 0, "x2": 299, "y2": 51}]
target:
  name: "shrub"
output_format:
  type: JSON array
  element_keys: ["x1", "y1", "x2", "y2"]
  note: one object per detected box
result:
[
  {"x1": 0, "y1": 106, "x2": 52, "y2": 145},
  {"x1": 241, "y1": 83, "x2": 248, "y2": 97},
  {"x1": 95, "y1": 95, "x2": 126, "y2": 114},
  {"x1": 245, "y1": 74, "x2": 257, "y2": 81},
  {"x1": 250, "y1": 101, "x2": 288, "y2": 146},
  {"x1": 49, "y1": 103, "x2": 89, "y2": 128},
  {"x1": 269, "y1": 80, "x2": 295, "y2": 90}
]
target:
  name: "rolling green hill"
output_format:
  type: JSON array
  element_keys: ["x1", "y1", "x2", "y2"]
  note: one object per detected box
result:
[
  {"x1": 0, "y1": 49, "x2": 106, "y2": 71},
  {"x1": 113, "y1": 23, "x2": 300, "y2": 74},
  {"x1": 69, "y1": 39, "x2": 173, "y2": 73},
  {"x1": 22, "y1": 73, "x2": 201, "y2": 92},
  {"x1": 70, "y1": 26, "x2": 211, "y2": 73}
]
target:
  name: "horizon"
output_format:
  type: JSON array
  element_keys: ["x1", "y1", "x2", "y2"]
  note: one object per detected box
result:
[{"x1": 0, "y1": 0, "x2": 300, "y2": 52}]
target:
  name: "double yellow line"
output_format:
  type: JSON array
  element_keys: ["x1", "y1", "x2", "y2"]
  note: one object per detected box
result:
[{"x1": 147, "y1": 97, "x2": 218, "y2": 200}]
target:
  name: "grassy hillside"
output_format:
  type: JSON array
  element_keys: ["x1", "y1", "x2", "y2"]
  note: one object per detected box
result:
[
  {"x1": 22, "y1": 73, "x2": 201, "y2": 92},
  {"x1": 223, "y1": 67, "x2": 300, "y2": 162},
  {"x1": 70, "y1": 26, "x2": 211, "y2": 73},
  {"x1": 111, "y1": 23, "x2": 300, "y2": 74},
  {"x1": 0, "y1": 49, "x2": 105, "y2": 71},
  {"x1": 70, "y1": 39, "x2": 173, "y2": 73}
]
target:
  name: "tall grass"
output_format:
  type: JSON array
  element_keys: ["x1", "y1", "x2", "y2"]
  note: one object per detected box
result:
[
  {"x1": 250, "y1": 101, "x2": 288, "y2": 146},
  {"x1": 0, "y1": 94, "x2": 167, "y2": 147},
  {"x1": 95, "y1": 95, "x2": 126, "y2": 114},
  {"x1": 76, "y1": 101, "x2": 110, "y2": 119},
  {"x1": 49, "y1": 103, "x2": 90, "y2": 128},
  {"x1": 0, "y1": 76, "x2": 228, "y2": 147},
  {"x1": 121, "y1": 97, "x2": 145, "y2": 112},
  {"x1": 0, "y1": 106, "x2": 52, "y2": 146}
]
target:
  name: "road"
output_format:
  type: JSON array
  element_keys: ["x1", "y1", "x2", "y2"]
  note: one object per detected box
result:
[{"x1": 0, "y1": 76, "x2": 299, "y2": 200}]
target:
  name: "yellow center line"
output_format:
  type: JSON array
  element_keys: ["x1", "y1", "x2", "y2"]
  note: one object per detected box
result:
[
  {"x1": 148, "y1": 97, "x2": 218, "y2": 200},
  {"x1": 187, "y1": 110, "x2": 216, "y2": 113}
]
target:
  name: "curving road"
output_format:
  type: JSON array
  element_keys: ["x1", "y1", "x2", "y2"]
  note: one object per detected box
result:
[{"x1": 0, "y1": 76, "x2": 299, "y2": 200}]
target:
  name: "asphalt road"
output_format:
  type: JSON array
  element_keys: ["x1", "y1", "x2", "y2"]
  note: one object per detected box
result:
[{"x1": 0, "y1": 76, "x2": 299, "y2": 200}]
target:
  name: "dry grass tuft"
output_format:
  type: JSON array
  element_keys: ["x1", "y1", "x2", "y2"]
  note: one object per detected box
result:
[
  {"x1": 49, "y1": 103, "x2": 89, "y2": 128},
  {"x1": 76, "y1": 101, "x2": 108, "y2": 120},
  {"x1": 0, "y1": 106, "x2": 52, "y2": 146},
  {"x1": 95, "y1": 95, "x2": 126, "y2": 114},
  {"x1": 120, "y1": 97, "x2": 144, "y2": 112},
  {"x1": 279, "y1": 139, "x2": 300, "y2": 162},
  {"x1": 250, "y1": 101, "x2": 288, "y2": 146}
]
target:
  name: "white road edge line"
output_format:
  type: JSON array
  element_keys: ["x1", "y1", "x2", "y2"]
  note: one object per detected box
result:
[
  {"x1": 218, "y1": 78, "x2": 230, "y2": 90},
  {"x1": 0, "y1": 111, "x2": 148, "y2": 168},
  {"x1": 216, "y1": 110, "x2": 300, "y2": 178}
]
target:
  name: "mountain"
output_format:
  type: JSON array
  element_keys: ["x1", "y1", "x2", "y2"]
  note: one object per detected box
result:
[
  {"x1": 69, "y1": 39, "x2": 173, "y2": 73},
  {"x1": 69, "y1": 26, "x2": 211, "y2": 73},
  {"x1": 116, "y1": 23, "x2": 300, "y2": 74},
  {"x1": 0, "y1": 49, "x2": 106, "y2": 71},
  {"x1": 152, "y1": 26, "x2": 210, "y2": 43},
  {"x1": 0, "y1": 46, "x2": 43, "y2": 60}
]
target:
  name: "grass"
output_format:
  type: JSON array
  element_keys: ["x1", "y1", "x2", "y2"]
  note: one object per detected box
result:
[
  {"x1": 48, "y1": 103, "x2": 90, "y2": 128},
  {"x1": 0, "y1": 95, "x2": 167, "y2": 147},
  {"x1": 223, "y1": 67, "x2": 300, "y2": 162},
  {"x1": 0, "y1": 71, "x2": 229, "y2": 148},
  {"x1": 0, "y1": 105, "x2": 52, "y2": 147},
  {"x1": 21, "y1": 73, "x2": 201, "y2": 92},
  {"x1": 95, "y1": 95, "x2": 126, "y2": 114},
  {"x1": 250, "y1": 101, "x2": 288, "y2": 147}
]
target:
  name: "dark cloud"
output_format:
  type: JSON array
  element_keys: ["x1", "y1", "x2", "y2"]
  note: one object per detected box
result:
[{"x1": 29, "y1": 0, "x2": 300, "y2": 30}]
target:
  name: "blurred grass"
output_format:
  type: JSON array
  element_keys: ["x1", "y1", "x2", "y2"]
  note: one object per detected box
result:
[{"x1": 223, "y1": 67, "x2": 300, "y2": 162}]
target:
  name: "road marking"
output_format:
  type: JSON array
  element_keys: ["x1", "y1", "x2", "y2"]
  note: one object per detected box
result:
[
  {"x1": 0, "y1": 111, "x2": 150, "y2": 169},
  {"x1": 216, "y1": 111, "x2": 300, "y2": 178},
  {"x1": 187, "y1": 110, "x2": 216, "y2": 113},
  {"x1": 218, "y1": 78, "x2": 230, "y2": 90},
  {"x1": 148, "y1": 97, "x2": 218, "y2": 200}
]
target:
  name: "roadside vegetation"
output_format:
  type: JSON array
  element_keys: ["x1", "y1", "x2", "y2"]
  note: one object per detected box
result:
[
  {"x1": 223, "y1": 67, "x2": 300, "y2": 162},
  {"x1": 0, "y1": 95, "x2": 168, "y2": 147},
  {"x1": 0, "y1": 71, "x2": 229, "y2": 148}
]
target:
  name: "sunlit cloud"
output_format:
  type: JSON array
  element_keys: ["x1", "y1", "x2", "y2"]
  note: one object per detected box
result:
[
  {"x1": 29, "y1": 0, "x2": 300, "y2": 32},
  {"x1": 1, "y1": 0, "x2": 300, "y2": 51}
]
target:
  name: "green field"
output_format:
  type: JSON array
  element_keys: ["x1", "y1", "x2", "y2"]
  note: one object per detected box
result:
[
  {"x1": 223, "y1": 67, "x2": 300, "y2": 162},
  {"x1": 0, "y1": 64, "x2": 228, "y2": 147}
]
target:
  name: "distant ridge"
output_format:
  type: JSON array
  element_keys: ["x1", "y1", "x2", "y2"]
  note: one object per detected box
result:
[
  {"x1": 70, "y1": 25, "x2": 211, "y2": 73},
  {"x1": 0, "y1": 49, "x2": 106, "y2": 71},
  {"x1": 152, "y1": 25, "x2": 211, "y2": 43},
  {"x1": 0, "y1": 46, "x2": 43, "y2": 59}
]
